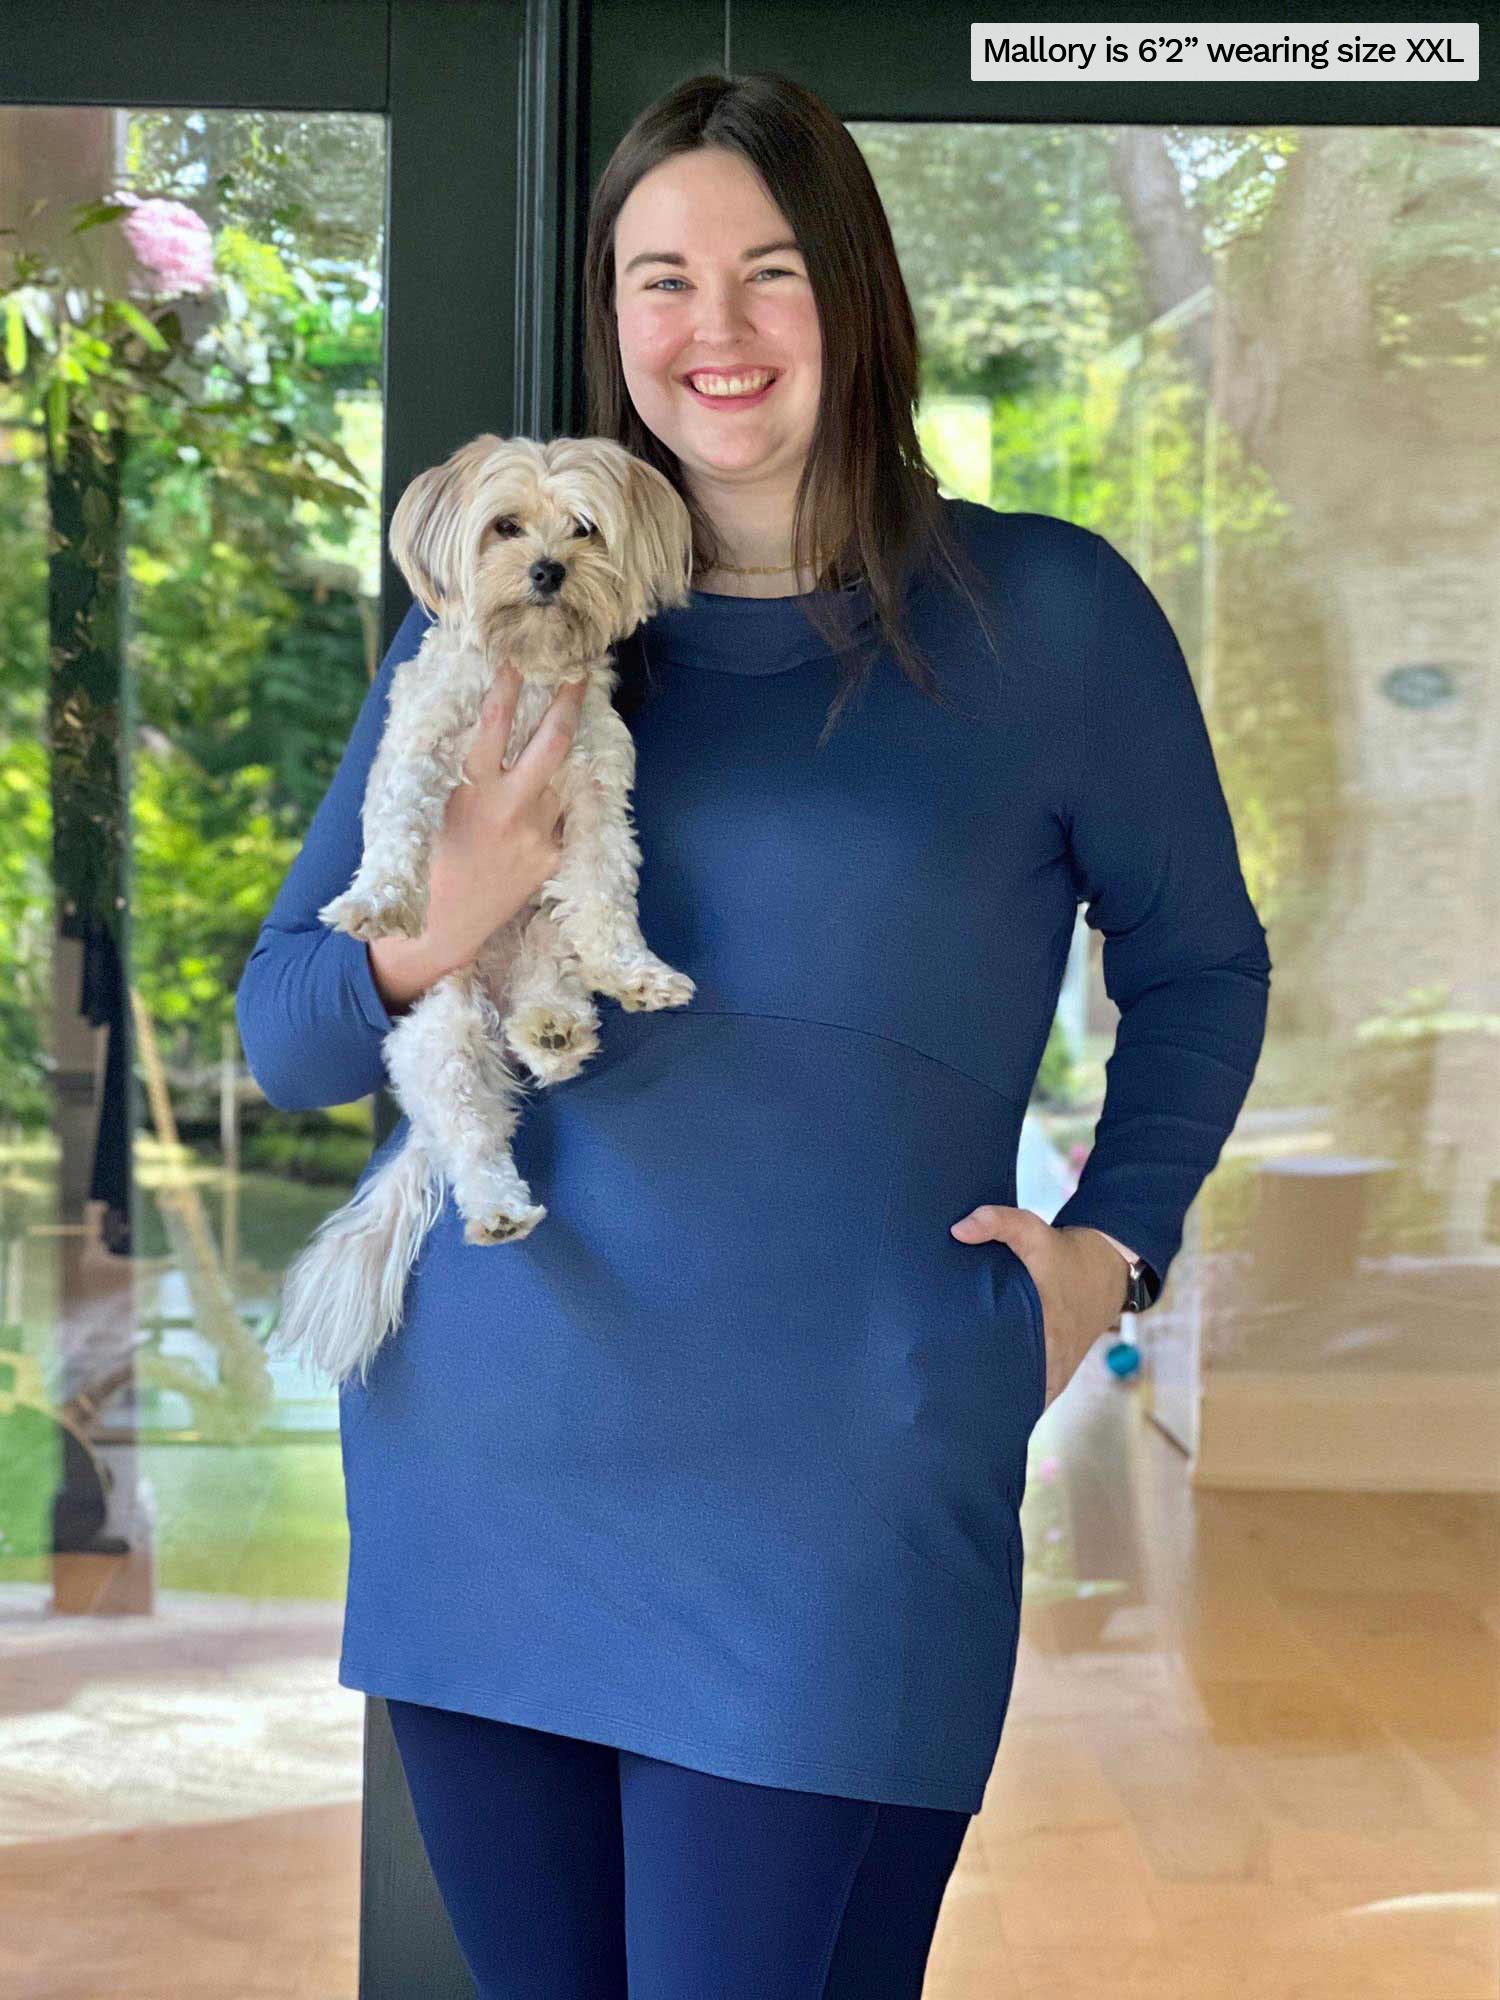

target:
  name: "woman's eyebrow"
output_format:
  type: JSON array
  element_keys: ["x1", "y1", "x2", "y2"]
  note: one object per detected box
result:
[{"x1": 621, "y1": 238, "x2": 802, "y2": 276}]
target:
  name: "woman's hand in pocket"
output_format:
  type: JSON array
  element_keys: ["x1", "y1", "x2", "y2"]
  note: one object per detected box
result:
[{"x1": 949, "y1": 1206, "x2": 1126, "y2": 1411}]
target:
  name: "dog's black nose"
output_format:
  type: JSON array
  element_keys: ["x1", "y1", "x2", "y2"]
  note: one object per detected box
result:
[{"x1": 529, "y1": 558, "x2": 566, "y2": 597}]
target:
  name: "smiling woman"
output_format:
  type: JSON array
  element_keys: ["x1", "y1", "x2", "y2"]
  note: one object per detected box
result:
[
  {"x1": 261, "y1": 65, "x2": 1275, "y2": 2000},
  {"x1": 582, "y1": 76, "x2": 1004, "y2": 712},
  {"x1": 612, "y1": 151, "x2": 828, "y2": 586}
]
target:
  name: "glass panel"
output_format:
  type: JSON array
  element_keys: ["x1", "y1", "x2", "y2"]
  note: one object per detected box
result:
[
  {"x1": 0, "y1": 103, "x2": 386, "y2": 1987},
  {"x1": 854, "y1": 119, "x2": 1499, "y2": 1471}
]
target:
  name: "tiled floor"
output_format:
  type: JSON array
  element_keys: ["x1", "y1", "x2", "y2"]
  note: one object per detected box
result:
[{"x1": 2, "y1": 1360, "x2": 1497, "y2": 1998}]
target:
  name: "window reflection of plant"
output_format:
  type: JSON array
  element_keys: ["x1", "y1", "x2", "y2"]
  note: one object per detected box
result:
[
  {"x1": 1338, "y1": 983, "x2": 1500, "y2": 1248},
  {"x1": 1, "y1": 187, "x2": 372, "y2": 965},
  {"x1": 0, "y1": 180, "x2": 378, "y2": 1440},
  {"x1": 2, "y1": 179, "x2": 380, "y2": 1126}
]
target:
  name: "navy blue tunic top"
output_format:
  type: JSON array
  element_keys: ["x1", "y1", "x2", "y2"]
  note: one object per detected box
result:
[{"x1": 235, "y1": 497, "x2": 1271, "y2": 1813}]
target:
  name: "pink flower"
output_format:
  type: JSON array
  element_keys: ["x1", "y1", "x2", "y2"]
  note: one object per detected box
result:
[{"x1": 118, "y1": 197, "x2": 215, "y2": 297}]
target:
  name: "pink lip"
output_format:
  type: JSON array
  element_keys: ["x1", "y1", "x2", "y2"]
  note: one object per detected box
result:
[{"x1": 682, "y1": 371, "x2": 779, "y2": 409}]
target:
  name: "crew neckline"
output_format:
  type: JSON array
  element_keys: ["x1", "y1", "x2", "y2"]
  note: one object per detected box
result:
[{"x1": 638, "y1": 574, "x2": 882, "y2": 676}]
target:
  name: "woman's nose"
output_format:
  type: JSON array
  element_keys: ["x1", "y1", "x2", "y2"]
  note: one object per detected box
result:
[{"x1": 690, "y1": 287, "x2": 757, "y2": 339}]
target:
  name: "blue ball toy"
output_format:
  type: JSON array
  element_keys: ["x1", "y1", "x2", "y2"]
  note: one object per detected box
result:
[{"x1": 1105, "y1": 1338, "x2": 1141, "y2": 1379}]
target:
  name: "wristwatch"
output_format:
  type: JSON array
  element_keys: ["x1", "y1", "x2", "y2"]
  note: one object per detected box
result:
[
  {"x1": 1118, "y1": 1253, "x2": 1154, "y2": 1314},
  {"x1": 1091, "y1": 1230, "x2": 1155, "y2": 1315}
]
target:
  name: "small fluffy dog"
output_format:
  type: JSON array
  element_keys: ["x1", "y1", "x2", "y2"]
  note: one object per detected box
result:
[{"x1": 269, "y1": 434, "x2": 697, "y2": 1389}]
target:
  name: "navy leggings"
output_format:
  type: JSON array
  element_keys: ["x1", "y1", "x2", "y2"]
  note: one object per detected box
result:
[{"x1": 385, "y1": 1697, "x2": 973, "y2": 1999}]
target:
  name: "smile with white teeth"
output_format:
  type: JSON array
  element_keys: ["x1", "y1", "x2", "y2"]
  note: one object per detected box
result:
[{"x1": 686, "y1": 370, "x2": 776, "y2": 396}]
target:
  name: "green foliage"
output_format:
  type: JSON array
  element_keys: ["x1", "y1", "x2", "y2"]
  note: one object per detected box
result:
[
  {"x1": 1034, "y1": 1013, "x2": 1076, "y2": 1106},
  {"x1": 236, "y1": 1121, "x2": 379, "y2": 1186},
  {"x1": 0, "y1": 119, "x2": 385, "y2": 1119},
  {"x1": 0, "y1": 731, "x2": 52, "y2": 1123}
]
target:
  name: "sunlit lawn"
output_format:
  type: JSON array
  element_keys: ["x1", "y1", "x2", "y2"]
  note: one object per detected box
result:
[{"x1": 1, "y1": 1130, "x2": 364, "y2": 1601}]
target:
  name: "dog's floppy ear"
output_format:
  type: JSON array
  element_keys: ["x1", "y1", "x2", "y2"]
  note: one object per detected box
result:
[
  {"x1": 613, "y1": 451, "x2": 695, "y2": 621},
  {"x1": 389, "y1": 434, "x2": 502, "y2": 618}
]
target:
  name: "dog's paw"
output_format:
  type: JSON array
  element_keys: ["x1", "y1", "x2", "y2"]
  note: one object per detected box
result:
[
  {"x1": 506, "y1": 1004, "x2": 601, "y2": 1082},
  {"x1": 320, "y1": 886, "x2": 426, "y2": 941},
  {"x1": 318, "y1": 891, "x2": 370, "y2": 936},
  {"x1": 463, "y1": 1200, "x2": 546, "y2": 1245},
  {"x1": 615, "y1": 963, "x2": 697, "y2": 1013}
]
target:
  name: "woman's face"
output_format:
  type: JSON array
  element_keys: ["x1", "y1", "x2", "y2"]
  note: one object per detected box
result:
[{"x1": 613, "y1": 147, "x2": 822, "y2": 496}]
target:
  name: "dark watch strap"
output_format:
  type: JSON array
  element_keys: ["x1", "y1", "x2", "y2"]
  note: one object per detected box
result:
[{"x1": 1121, "y1": 1257, "x2": 1156, "y2": 1313}]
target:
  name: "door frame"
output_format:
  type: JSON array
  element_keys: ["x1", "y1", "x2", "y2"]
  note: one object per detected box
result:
[{"x1": 2, "y1": 5, "x2": 568, "y2": 1992}]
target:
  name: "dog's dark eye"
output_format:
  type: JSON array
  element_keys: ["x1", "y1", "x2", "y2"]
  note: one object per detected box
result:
[
  {"x1": 493, "y1": 517, "x2": 522, "y2": 538},
  {"x1": 572, "y1": 518, "x2": 594, "y2": 539}
]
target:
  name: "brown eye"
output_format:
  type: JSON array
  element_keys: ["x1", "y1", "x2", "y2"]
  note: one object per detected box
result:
[{"x1": 494, "y1": 517, "x2": 522, "y2": 538}]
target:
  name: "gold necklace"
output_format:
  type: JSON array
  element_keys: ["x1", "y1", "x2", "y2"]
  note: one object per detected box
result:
[
  {"x1": 696, "y1": 551, "x2": 833, "y2": 577},
  {"x1": 698, "y1": 559, "x2": 802, "y2": 576}
]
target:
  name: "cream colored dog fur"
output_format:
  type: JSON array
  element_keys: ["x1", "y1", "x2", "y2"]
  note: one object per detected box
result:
[{"x1": 269, "y1": 434, "x2": 696, "y2": 1388}]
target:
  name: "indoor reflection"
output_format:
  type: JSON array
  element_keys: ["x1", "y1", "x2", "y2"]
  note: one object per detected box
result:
[{"x1": 868, "y1": 118, "x2": 1500, "y2": 1495}]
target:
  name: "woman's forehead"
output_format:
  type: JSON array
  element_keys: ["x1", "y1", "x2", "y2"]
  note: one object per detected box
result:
[{"x1": 614, "y1": 152, "x2": 791, "y2": 259}]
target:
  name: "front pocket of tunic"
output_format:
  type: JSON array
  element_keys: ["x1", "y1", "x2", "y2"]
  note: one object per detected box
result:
[
  {"x1": 835, "y1": 1090, "x2": 1043, "y2": 1602},
  {"x1": 1003, "y1": 1244, "x2": 1048, "y2": 1428}
]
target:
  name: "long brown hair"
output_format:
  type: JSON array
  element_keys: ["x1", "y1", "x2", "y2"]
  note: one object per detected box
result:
[{"x1": 582, "y1": 69, "x2": 1001, "y2": 745}]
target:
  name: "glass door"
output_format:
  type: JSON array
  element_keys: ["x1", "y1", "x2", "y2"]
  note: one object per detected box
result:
[
  {"x1": 585, "y1": 18, "x2": 1500, "y2": 1990},
  {"x1": 0, "y1": 5, "x2": 545, "y2": 1992},
  {"x1": 588, "y1": 6, "x2": 1500, "y2": 1488}
]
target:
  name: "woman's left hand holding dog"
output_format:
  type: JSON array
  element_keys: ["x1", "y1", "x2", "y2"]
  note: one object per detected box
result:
[
  {"x1": 428, "y1": 666, "x2": 588, "y2": 963},
  {"x1": 367, "y1": 668, "x2": 587, "y2": 1015}
]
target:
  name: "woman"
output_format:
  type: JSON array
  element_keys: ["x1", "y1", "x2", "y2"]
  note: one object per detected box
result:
[{"x1": 236, "y1": 70, "x2": 1271, "y2": 2000}]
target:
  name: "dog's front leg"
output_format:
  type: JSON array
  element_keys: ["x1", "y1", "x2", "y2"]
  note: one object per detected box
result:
[
  {"x1": 322, "y1": 670, "x2": 486, "y2": 942},
  {"x1": 502, "y1": 904, "x2": 602, "y2": 1083},
  {"x1": 543, "y1": 695, "x2": 696, "y2": 1014}
]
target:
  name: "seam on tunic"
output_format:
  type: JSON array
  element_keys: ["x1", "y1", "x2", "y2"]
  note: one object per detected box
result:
[
  {"x1": 628, "y1": 1004, "x2": 1030, "y2": 1115},
  {"x1": 824, "y1": 1454, "x2": 1006, "y2": 1610}
]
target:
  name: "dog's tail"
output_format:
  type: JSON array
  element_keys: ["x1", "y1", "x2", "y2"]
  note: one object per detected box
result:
[{"x1": 268, "y1": 1127, "x2": 445, "y2": 1389}]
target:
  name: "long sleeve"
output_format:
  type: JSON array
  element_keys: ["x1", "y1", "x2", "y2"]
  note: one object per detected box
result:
[
  {"x1": 1048, "y1": 531, "x2": 1272, "y2": 1304},
  {"x1": 233, "y1": 598, "x2": 435, "y2": 1111}
]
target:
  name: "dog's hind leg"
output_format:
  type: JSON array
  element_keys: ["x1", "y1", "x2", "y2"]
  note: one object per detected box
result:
[{"x1": 385, "y1": 954, "x2": 547, "y2": 1245}]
